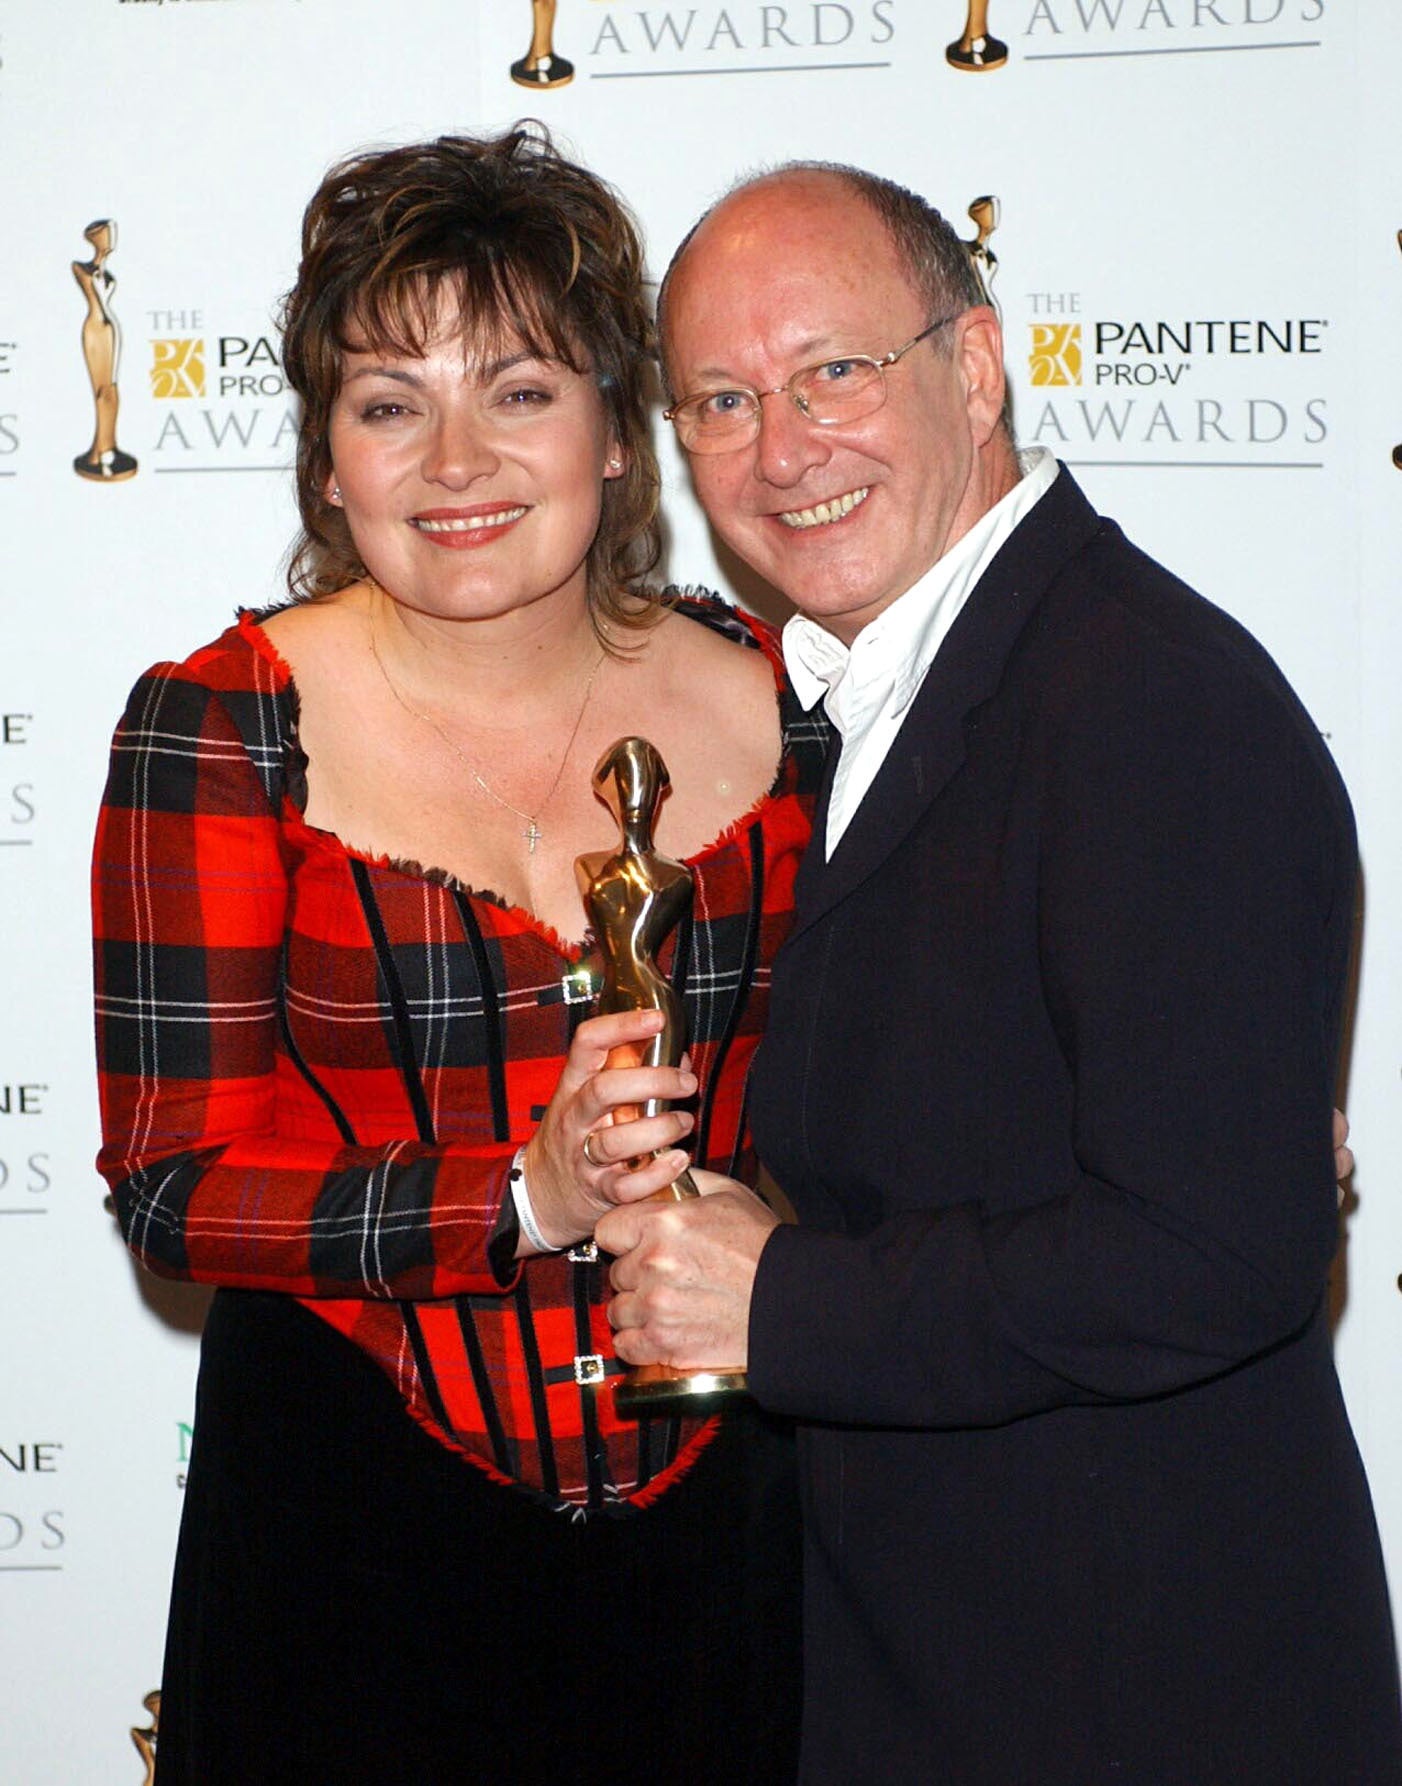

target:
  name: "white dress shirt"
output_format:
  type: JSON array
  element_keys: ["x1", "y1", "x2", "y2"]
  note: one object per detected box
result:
[{"x1": 783, "y1": 447, "x2": 1059, "y2": 858}]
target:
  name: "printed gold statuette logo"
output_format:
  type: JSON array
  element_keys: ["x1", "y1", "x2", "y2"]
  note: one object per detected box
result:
[
  {"x1": 511, "y1": 0, "x2": 574, "y2": 89},
  {"x1": 130, "y1": 1689, "x2": 160, "y2": 1786},
  {"x1": 947, "y1": 1, "x2": 1007, "y2": 72},
  {"x1": 963, "y1": 195, "x2": 1001, "y2": 317},
  {"x1": 72, "y1": 219, "x2": 137, "y2": 482}
]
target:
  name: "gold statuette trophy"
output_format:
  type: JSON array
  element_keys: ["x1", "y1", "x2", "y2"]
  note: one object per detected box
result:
[
  {"x1": 963, "y1": 194, "x2": 1002, "y2": 317},
  {"x1": 946, "y1": 1, "x2": 1007, "y2": 72},
  {"x1": 576, "y1": 737, "x2": 748, "y2": 1416},
  {"x1": 510, "y1": 0, "x2": 575, "y2": 89},
  {"x1": 72, "y1": 219, "x2": 137, "y2": 482}
]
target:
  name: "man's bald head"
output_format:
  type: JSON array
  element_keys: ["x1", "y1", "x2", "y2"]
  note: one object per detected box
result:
[{"x1": 657, "y1": 162, "x2": 993, "y2": 405}]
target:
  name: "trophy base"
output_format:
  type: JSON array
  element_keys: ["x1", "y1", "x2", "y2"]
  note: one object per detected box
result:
[
  {"x1": 946, "y1": 34, "x2": 1008, "y2": 71},
  {"x1": 74, "y1": 449, "x2": 138, "y2": 482},
  {"x1": 614, "y1": 1362, "x2": 749, "y2": 1418},
  {"x1": 511, "y1": 54, "x2": 575, "y2": 89}
]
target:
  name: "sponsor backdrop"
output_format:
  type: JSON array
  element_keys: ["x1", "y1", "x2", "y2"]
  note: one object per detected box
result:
[{"x1": 1, "y1": 1, "x2": 1398, "y2": 1776}]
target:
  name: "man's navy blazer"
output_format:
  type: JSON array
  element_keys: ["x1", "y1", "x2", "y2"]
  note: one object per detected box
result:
[{"x1": 749, "y1": 467, "x2": 1401, "y2": 1783}]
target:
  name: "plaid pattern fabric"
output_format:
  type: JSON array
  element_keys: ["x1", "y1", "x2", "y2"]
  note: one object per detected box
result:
[{"x1": 94, "y1": 594, "x2": 826, "y2": 1510}]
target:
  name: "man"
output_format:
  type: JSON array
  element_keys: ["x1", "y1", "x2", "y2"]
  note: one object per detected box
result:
[{"x1": 595, "y1": 165, "x2": 1401, "y2": 1781}]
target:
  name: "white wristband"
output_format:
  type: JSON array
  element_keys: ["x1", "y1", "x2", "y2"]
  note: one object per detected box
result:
[{"x1": 509, "y1": 1145, "x2": 557, "y2": 1255}]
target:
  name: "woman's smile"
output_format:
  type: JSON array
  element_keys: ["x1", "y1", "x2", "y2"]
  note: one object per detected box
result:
[{"x1": 409, "y1": 503, "x2": 530, "y2": 546}]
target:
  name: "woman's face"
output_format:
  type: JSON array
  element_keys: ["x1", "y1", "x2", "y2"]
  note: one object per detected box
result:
[{"x1": 326, "y1": 295, "x2": 622, "y2": 625}]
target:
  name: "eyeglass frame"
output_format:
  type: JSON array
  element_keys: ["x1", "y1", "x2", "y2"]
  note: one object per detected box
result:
[{"x1": 662, "y1": 312, "x2": 965, "y2": 453}]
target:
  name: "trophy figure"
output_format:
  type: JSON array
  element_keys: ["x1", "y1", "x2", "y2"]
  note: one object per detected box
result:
[
  {"x1": 72, "y1": 219, "x2": 137, "y2": 482},
  {"x1": 130, "y1": 1690, "x2": 160, "y2": 1786},
  {"x1": 963, "y1": 194, "x2": 1002, "y2": 318},
  {"x1": 511, "y1": 0, "x2": 575, "y2": 89},
  {"x1": 946, "y1": 1, "x2": 1007, "y2": 72},
  {"x1": 576, "y1": 737, "x2": 748, "y2": 1416}
]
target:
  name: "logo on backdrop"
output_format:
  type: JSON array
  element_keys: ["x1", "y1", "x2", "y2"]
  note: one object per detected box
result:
[
  {"x1": 1, "y1": 1079, "x2": 51, "y2": 1211},
  {"x1": 533, "y1": 1, "x2": 896, "y2": 77},
  {"x1": 1, "y1": 1072, "x2": 53, "y2": 1224},
  {"x1": 989, "y1": 213, "x2": 1330, "y2": 464},
  {"x1": 151, "y1": 337, "x2": 206, "y2": 399},
  {"x1": 72, "y1": 220, "x2": 138, "y2": 483},
  {"x1": 146, "y1": 307, "x2": 295, "y2": 471},
  {"x1": 1029, "y1": 321, "x2": 1083, "y2": 386},
  {"x1": 130, "y1": 1691, "x2": 160, "y2": 1786},
  {"x1": 1023, "y1": 297, "x2": 1328, "y2": 462},
  {"x1": 1017, "y1": 0, "x2": 1324, "y2": 61},
  {"x1": 0, "y1": 1440, "x2": 65, "y2": 1573},
  {"x1": 0, "y1": 710, "x2": 37, "y2": 858},
  {"x1": 0, "y1": 335, "x2": 16, "y2": 471},
  {"x1": 948, "y1": 2, "x2": 1006, "y2": 70},
  {"x1": 512, "y1": 0, "x2": 575, "y2": 87}
]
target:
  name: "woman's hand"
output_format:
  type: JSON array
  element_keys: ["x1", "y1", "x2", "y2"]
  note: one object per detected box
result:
[{"x1": 519, "y1": 1009, "x2": 698, "y2": 1253}]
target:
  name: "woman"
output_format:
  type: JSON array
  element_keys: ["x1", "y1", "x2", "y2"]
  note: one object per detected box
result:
[{"x1": 93, "y1": 128, "x2": 823, "y2": 1783}]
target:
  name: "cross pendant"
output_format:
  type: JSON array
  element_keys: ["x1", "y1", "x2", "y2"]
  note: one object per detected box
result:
[{"x1": 523, "y1": 819, "x2": 542, "y2": 853}]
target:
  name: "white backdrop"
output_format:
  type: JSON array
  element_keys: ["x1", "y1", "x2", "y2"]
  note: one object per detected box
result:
[{"x1": 1, "y1": 3, "x2": 1398, "y2": 1778}]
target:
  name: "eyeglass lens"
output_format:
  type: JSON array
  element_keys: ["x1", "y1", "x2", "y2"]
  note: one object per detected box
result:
[{"x1": 678, "y1": 356, "x2": 885, "y2": 450}]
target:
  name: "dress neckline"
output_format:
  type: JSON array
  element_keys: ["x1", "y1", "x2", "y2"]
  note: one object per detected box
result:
[{"x1": 234, "y1": 596, "x2": 795, "y2": 963}]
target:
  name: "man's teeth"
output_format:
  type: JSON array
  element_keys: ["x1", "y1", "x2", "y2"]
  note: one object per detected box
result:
[
  {"x1": 413, "y1": 507, "x2": 527, "y2": 533},
  {"x1": 778, "y1": 487, "x2": 870, "y2": 530}
]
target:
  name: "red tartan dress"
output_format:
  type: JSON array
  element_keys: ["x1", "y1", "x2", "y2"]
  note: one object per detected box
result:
[{"x1": 93, "y1": 593, "x2": 826, "y2": 1783}]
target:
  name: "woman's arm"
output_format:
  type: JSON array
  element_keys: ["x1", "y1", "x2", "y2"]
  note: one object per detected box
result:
[
  {"x1": 93, "y1": 661, "x2": 525, "y2": 1299},
  {"x1": 94, "y1": 658, "x2": 698, "y2": 1295}
]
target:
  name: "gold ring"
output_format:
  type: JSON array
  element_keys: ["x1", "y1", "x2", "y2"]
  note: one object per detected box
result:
[{"x1": 582, "y1": 1130, "x2": 606, "y2": 1169}]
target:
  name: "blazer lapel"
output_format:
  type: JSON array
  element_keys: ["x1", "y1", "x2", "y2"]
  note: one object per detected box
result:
[{"x1": 789, "y1": 468, "x2": 1103, "y2": 940}]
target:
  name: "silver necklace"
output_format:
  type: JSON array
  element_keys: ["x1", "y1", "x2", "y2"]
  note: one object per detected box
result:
[{"x1": 368, "y1": 619, "x2": 604, "y2": 855}]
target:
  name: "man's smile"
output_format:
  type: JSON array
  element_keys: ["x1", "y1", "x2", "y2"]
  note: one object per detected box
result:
[{"x1": 776, "y1": 486, "x2": 871, "y2": 530}]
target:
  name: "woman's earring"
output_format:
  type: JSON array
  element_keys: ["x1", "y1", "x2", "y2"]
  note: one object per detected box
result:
[{"x1": 330, "y1": 486, "x2": 342, "y2": 503}]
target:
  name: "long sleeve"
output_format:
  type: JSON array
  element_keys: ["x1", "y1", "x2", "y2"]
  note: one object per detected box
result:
[{"x1": 93, "y1": 656, "x2": 519, "y2": 1300}]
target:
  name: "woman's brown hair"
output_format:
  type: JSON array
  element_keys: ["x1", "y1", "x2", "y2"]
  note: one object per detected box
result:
[{"x1": 281, "y1": 125, "x2": 661, "y2": 631}]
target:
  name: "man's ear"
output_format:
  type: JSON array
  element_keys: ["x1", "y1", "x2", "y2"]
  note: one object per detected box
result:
[{"x1": 955, "y1": 306, "x2": 1007, "y2": 448}]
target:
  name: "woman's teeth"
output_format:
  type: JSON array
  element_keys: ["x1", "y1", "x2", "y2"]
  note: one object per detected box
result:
[{"x1": 413, "y1": 507, "x2": 528, "y2": 533}]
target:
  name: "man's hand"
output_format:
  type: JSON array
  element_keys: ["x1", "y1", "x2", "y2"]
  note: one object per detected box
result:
[
  {"x1": 1334, "y1": 1107, "x2": 1354, "y2": 1206},
  {"x1": 596, "y1": 1171, "x2": 780, "y2": 1370}
]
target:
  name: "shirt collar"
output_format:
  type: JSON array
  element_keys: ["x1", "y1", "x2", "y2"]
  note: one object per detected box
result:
[{"x1": 783, "y1": 447, "x2": 1060, "y2": 715}]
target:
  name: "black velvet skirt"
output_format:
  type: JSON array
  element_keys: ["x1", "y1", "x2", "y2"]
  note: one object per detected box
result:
[{"x1": 158, "y1": 1289, "x2": 802, "y2": 1785}]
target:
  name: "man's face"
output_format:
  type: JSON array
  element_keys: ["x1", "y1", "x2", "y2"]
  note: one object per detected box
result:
[{"x1": 664, "y1": 175, "x2": 1005, "y2": 643}]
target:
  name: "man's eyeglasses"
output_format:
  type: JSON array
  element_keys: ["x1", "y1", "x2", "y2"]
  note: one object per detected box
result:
[{"x1": 664, "y1": 314, "x2": 962, "y2": 455}]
